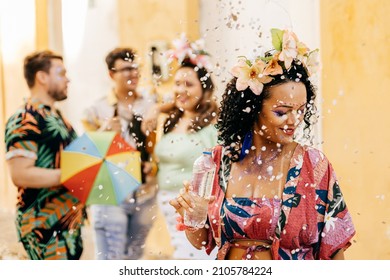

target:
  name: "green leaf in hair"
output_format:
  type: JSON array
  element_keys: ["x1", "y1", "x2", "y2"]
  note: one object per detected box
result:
[{"x1": 271, "y1": 28, "x2": 284, "y2": 51}]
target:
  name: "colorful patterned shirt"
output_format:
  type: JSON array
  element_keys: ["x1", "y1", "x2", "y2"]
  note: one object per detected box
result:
[{"x1": 4, "y1": 98, "x2": 84, "y2": 260}]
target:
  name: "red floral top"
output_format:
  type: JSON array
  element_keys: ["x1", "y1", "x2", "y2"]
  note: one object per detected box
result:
[{"x1": 205, "y1": 144, "x2": 356, "y2": 260}]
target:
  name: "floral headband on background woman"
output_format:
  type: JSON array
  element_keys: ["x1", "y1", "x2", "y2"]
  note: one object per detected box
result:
[
  {"x1": 231, "y1": 28, "x2": 319, "y2": 95},
  {"x1": 166, "y1": 33, "x2": 213, "y2": 71}
]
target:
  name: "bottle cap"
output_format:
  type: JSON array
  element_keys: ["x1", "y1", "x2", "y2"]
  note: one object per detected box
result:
[{"x1": 203, "y1": 148, "x2": 212, "y2": 155}]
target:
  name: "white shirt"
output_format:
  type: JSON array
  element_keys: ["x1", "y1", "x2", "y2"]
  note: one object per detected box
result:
[{"x1": 82, "y1": 88, "x2": 156, "y2": 148}]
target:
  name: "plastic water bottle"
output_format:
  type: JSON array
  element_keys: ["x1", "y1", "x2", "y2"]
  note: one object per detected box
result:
[{"x1": 184, "y1": 148, "x2": 216, "y2": 228}]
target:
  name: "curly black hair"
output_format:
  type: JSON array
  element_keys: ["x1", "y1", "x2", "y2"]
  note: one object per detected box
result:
[
  {"x1": 163, "y1": 58, "x2": 218, "y2": 133},
  {"x1": 216, "y1": 60, "x2": 317, "y2": 162}
]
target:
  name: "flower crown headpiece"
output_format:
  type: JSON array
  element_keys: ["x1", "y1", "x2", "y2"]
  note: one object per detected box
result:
[
  {"x1": 231, "y1": 28, "x2": 319, "y2": 95},
  {"x1": 166, "y1": 33, "x2": 212, "y2": 71}
]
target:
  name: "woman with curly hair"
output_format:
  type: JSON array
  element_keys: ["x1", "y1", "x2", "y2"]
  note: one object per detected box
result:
[
  {"x1": 170, "y1": 29, "x2": 355, "y2": 260},
  {"x1": 153, "y1": 35, "x2": 218, "y2": 259}
]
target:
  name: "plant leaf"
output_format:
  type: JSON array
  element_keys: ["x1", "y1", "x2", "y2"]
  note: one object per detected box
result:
[
  {"x1": 224, "y1": 202, "x2": 253, "y2": 218},
  {"x1": 271, "y1": 28, "x2": 284, "y2": 51},
  {"x1": 233, "y1": 197, "x2": 260, "y2": 207},
  {"x1": 226, "y1": 216, "x2": 246, "y2": 236}
]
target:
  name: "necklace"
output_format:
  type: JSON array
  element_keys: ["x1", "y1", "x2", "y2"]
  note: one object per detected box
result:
[
  {"x1": 253, "y1": 150, "x2": 279, "y2": 166},
  {"x1": 229, "y1": 146, "x2": 290, "y2": 200},
  {"x1": 243, "y1": 147, "x2": 284, "y2": 179}
]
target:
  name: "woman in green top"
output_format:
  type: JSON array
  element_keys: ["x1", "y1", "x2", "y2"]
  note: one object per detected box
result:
[{"x1": 154, "y1": 38, "x2": 218, "y2": 259}]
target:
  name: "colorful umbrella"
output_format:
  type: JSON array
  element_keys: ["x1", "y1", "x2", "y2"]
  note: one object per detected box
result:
[{"x1": 60, "y1": 131, "x2": 142, "y2": 205}]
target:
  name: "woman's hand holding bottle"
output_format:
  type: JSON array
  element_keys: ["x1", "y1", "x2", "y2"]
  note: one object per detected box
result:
[{"x1": 169, "y1": 181, "x2": 215, "y2": 222}]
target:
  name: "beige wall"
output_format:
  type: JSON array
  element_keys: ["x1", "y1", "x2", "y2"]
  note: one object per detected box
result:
[
  {"x1": 118, "y1": 0, "x2": 199, "y2": 97},
  {"x1": 0, "y1": 37, "x2": 7, "y2": 209},
  {"x1": 35, "y1": 0, "x2": 48, "y2": 50},
  {"x1": 118, "y1": 0, "x2": 199, "y2": 57},
  {"x1": 321, "y1": 0, "x2": 390, "y2": 259}
]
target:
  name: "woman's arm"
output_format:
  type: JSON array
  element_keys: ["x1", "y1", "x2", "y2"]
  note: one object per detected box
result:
[
  {"x1": 141, "y1": 102, "x2": 175, "y2": 134},
  {"x1": 331, "y1": 249, "x2": 345, "y2": 260},
  {"x1": 169, "y1": 181, "x2": 214, "y2": 250},
  {"x1": 185, "y1": 228, "x2": 208, "y2": 250}
]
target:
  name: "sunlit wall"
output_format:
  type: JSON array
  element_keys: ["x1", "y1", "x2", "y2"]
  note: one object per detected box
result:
[
  {"x1": 321, "y1": 0, "x2": 390, "y2": 259},
  {"x1": 0, "y1": 0, "x2": 36, "y2": 113},
  {"x1": 60, "y1": 0, "x2": 119, "y2": 134},
  {"x1": 0, "y1": 0, "x2": 36, "y2": 209}
]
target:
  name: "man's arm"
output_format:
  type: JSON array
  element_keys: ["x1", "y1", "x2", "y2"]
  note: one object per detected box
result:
[
  {"x1": 82, "y1": 106, "x2": 121, "y2": 132},
  {"x1": 141, "y1": 102, "x2": 175, "y2": 134},
  {"x1": 7, "y1": 157, "x2": 61, "y2": 188}
]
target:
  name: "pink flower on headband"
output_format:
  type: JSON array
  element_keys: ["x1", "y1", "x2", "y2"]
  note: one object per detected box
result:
[
  {"x1": 279, "y1": 30, "x2": 310, "y2": 69},
  {"x1": 190, "y1": 53, "x2": 213, "y2": 70},
  {"x1": 305, "y1": 49, "x2": 320, "y2": 76},
  {"x1": 231, "y1": 28, "x2": 319, "y2": 95},
  {"x1": 230, "y1": 57, "x2": 273, "y2": 95},
  {"x1": 167, "y1": 33, "x2": 192, "y2": 65},
  {"x1": 263, "y1": 53, "x2": 283, "y2": 76},
  {"x1": 166, "y1": 33, "x2": 212, "y2": 71}
]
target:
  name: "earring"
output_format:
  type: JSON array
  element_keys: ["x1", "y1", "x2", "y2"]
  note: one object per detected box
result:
[{"x1": 239, "y1": 131, "x2": 253, "y2": 161}]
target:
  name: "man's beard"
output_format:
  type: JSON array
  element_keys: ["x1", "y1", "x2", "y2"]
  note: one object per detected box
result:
[{"x1": 48, "y1": 88, "x2": 67, "y2": 101}]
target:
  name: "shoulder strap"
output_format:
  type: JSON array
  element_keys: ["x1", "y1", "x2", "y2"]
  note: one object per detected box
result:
[
  {"x1": 208, "y1": 145, "x2": 224, "y2": 248},
  {"x1": 128, "y1": 115, "x2": 148, "y2": 160},
  {"x1": 212, "y1": 145, "x2": 222, "y2": 169},
  {"x1": 211, "y1": 145, "x2": 223, "y2": 196},
  {"x1": 127, "y1": 115, "x2": 149, "y2": 184}
]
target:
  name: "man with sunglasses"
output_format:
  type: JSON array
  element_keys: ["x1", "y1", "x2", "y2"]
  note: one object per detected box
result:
[{"x1": 82, "y1": 47, "x2": 159, "y2": 260}]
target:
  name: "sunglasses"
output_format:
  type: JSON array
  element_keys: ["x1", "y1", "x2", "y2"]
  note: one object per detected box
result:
[{"x1": 111, "y1": 65, "x2": 139, "y2": 73}]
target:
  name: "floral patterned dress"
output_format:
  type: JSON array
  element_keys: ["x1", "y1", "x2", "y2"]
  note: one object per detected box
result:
[
  {"x1": 4, "y1": 98, "x2": 84, "y2": 260},
  {"x1": 205, "y1": 144, "x2": 356, "y2": 260}
]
